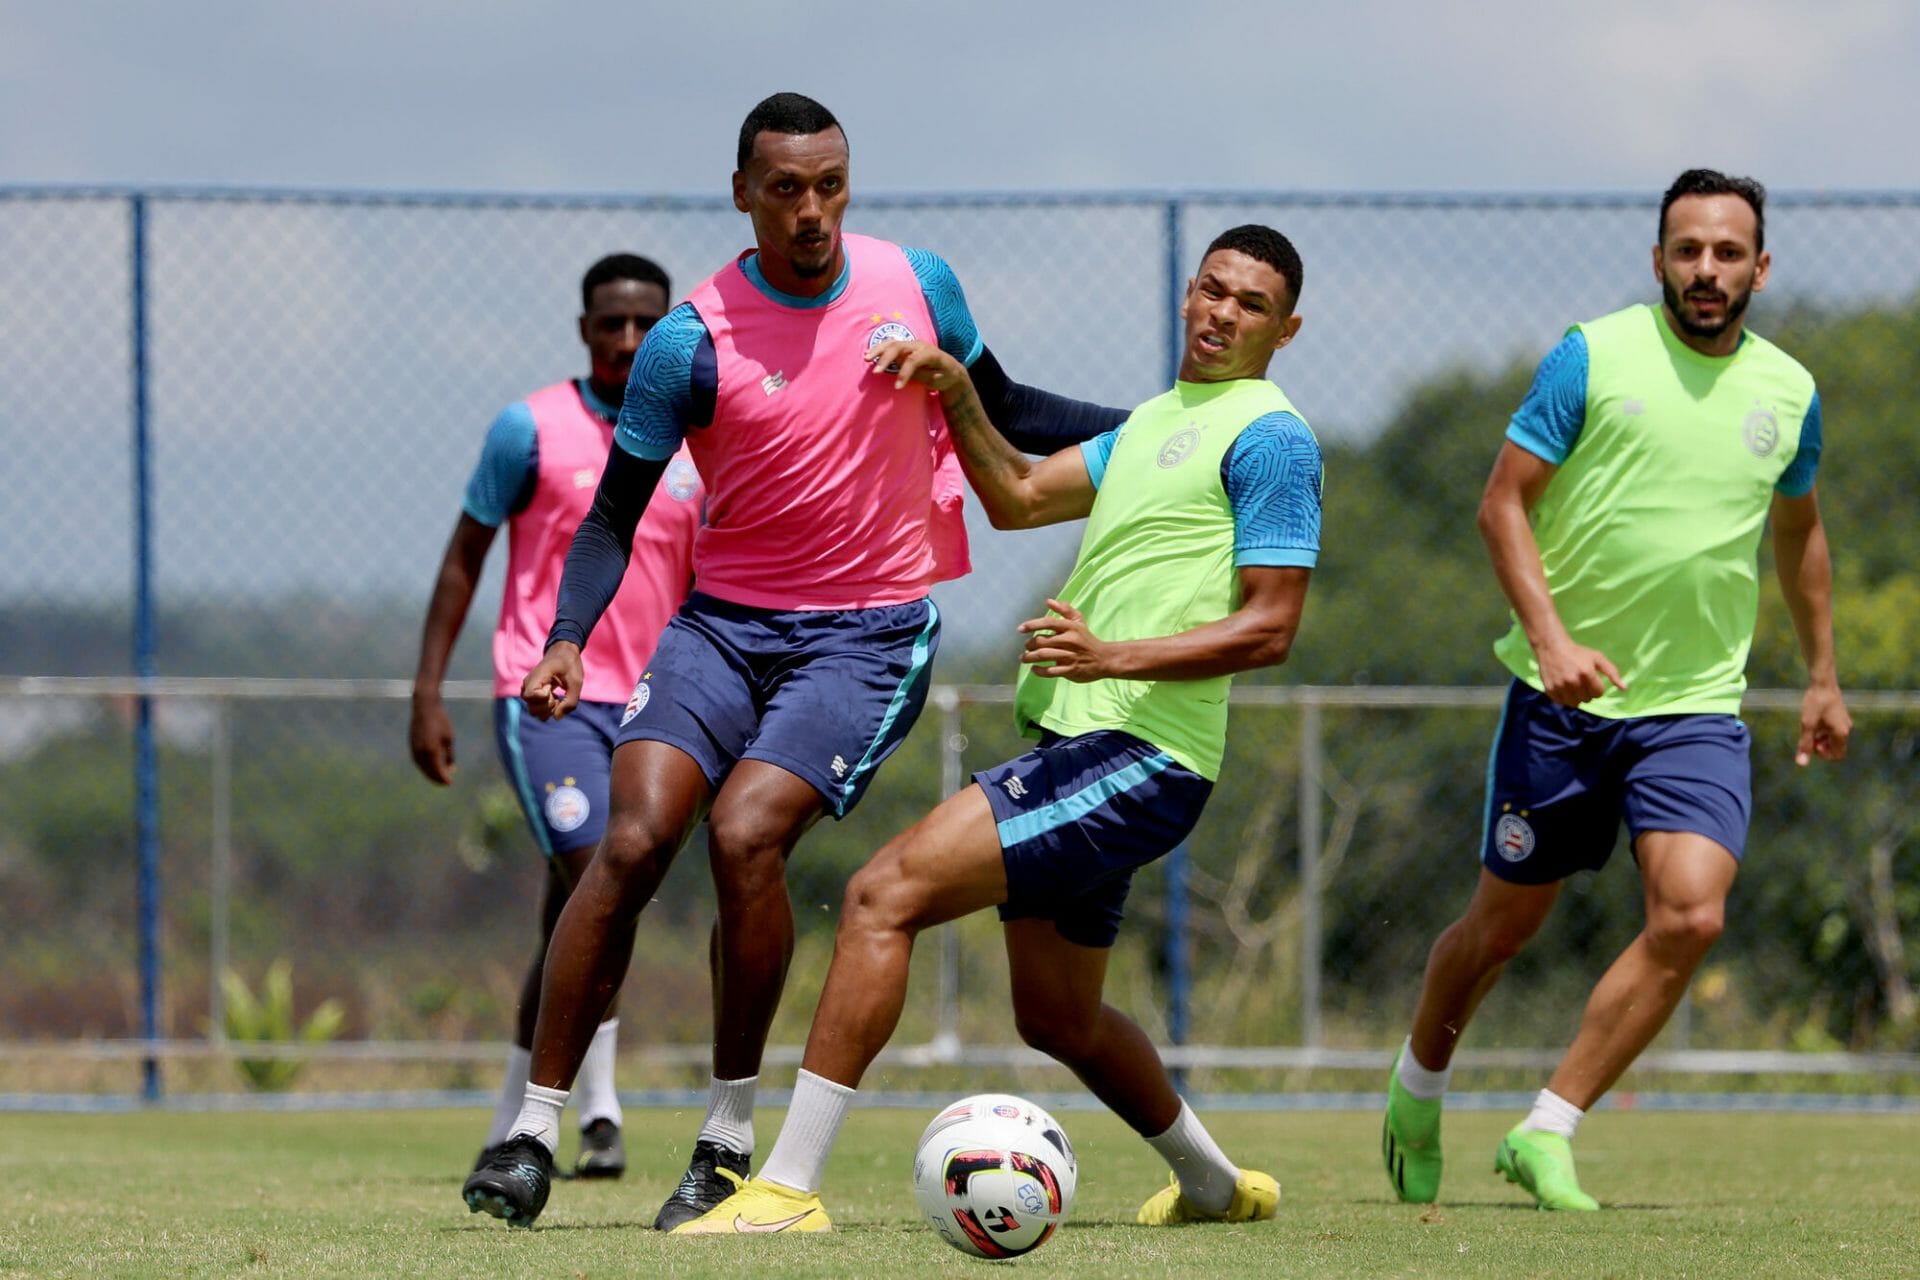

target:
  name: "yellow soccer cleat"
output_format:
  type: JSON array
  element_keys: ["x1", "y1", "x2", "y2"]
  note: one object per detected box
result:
[
  {"x1": 671, "y1": 1174, "x2": 833, "y2": 1235},
  {"x1": 1136, "y1": 1168, "x2": 1280, "y2": 1225}
]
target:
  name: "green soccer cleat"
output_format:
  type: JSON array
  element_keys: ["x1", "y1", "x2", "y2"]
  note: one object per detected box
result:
[
  {"x1": 1382, "y1": 1048, "x2": 1444, "y2": 1204},
  {"x1": 671, "y1": 1174, "x2": 831, "y2": 1235},
  {"x1": 1135, "y1": 1168, "x2": 1280, "y2": 1225},
  {"x1": 1494, "y1": 1125, "x2": 1600, "y2": 1211}
]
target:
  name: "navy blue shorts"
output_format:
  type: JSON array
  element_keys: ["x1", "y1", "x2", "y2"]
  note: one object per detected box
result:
[
  {"x1": 493, "y1": 697, "x2": 622, "y2": 856},
  {"x1": 1481, "y1": 680, "x2": 1752, "y2": 884},
  {"x1": 977, "y1": 730, "x2": 1213, "y2": 949},
  {"x1": 614, "y1": 592, "x2": 940, "y2": 818}
]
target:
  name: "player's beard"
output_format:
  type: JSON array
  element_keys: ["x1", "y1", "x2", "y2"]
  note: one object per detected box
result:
[{"x1": 1662, "y1": 272, "x2": 1751, "y2": 339}]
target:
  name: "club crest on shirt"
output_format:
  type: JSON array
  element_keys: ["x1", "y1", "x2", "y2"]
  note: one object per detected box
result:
[
  {"x1": 1157, "y1": 426, "x2": 1202, "y2": 468},
  {"x1": 544, "y1": 781, "x2": 591, "y2": 834},
  {"x1": 864, "y1": 313, "x2": 916, "y2": 352},
  {"x1": 1494, "y1": 812, "x2": 1536, "y2": 862},
  {"x1": 1741, "y1": 405, "x2": 1780, "y2": 458},
  {"x1": 665, "y1": 458, "x2": 700, "y2": 502}
]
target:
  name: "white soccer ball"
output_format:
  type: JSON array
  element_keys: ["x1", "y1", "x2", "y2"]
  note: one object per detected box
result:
[{"x1": 910, "y1": 1093, "x2": 1076, "y2": 1259}]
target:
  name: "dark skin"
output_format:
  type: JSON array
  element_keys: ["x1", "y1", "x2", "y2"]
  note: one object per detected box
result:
[
  {"x1": 793, "y1": 248, "x2": 1311, "y2": 1136},
  {"x1": 514, "y1": 126, "x2": 872, "y2": 1095},
  {"x1": 407, "y1": 275, "x2": 666, "y2": 1050}
]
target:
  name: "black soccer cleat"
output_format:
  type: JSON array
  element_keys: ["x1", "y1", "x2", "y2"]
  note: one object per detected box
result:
[
  {"x1": 463, "y1": 1133, "x2": 553, "y2": 1228},
  {"x1": 574, "y1": 1118, "x2": 627, "y2": 1180},
  {"x1": 651, "y1": 1139, "x2": 751, "y2": 1232}
]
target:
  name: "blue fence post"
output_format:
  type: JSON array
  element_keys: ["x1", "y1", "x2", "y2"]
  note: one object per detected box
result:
[
  {"x1": 130, "y1": 193, "x2": 163, "y2": 1102},
  {"x1": 1161, "y1": 199, "x2": 1192, "y2": 1082}
]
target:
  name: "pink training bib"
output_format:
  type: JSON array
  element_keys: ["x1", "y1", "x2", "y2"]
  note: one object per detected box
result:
[
  {"x1": 681, "y1": 233, "x2": 970, "y2": 610},
  {"x1": 494, "y1": 381, "x2": 703, "y2": 702}
]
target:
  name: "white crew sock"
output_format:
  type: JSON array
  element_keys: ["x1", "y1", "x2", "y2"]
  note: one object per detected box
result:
[
  {"x1": 1396, "y1": 1037, "x2": 1453, "y2": 1101},
  {"x1": 756, "y1": 1069, "x2": 856, "y2": 1194},
  {"x1": 1521, "y1": 1087, "x2": 1585, "y2": 1141},
  {"x1": 1146, "y1": 1100, "x2": 1239, "y2": 1213},
  {"x1": 485, "y1": 1045, "x2": 533, "y2": 1146},
  {"x1": 696, "y1": 1074, "x2": 758, "y2": 1155},
  {"x1": 574, "y1": 1019, "x2": 624, "y2": 1129},
  {"x1": 510, "y1": 1082, "x2": 571, "y2": 1156}
]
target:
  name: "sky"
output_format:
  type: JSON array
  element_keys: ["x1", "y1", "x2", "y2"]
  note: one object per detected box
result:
[{"x1": 6, "y1": 0, "x2": 1920, "y2": 197}]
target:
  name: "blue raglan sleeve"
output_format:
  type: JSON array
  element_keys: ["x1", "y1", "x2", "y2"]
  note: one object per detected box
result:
[
  {"x1": 461, "y1": 401, "x2": 538, "y2": 527},
  {"x1": 1079, "y1": 427, "x2": 1123, "y2": 490},
  {"x1": 1775, "y1": 389, "x2": 1823, "y2": 497},
  {"x1": 614, "y1": 303, "x2": 709, "y2": 461},
  {"x1": 903, "y1": 246, "x2": 983, "y2": 366},
  {"x1": 1221, "y1": 412, "x2": 1323, "y2": 569},
  {"x1": 1505, "y1": 330, "x2": 1589, "y2": 464}
]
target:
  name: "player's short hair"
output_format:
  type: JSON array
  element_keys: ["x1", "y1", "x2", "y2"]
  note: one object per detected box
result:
[
  {"x1": 1203, "y1": 224, "x2": 1304, "y2": 310},
  {"x1": 737, "y1": 92, "x2": 845, "y2": 171},
  {"x1": 1659, "y1": 169, "x2": 1767, "y2": 252},
  {"x1": 580, "y1": 253, "x2": 671, "y2": 313}
]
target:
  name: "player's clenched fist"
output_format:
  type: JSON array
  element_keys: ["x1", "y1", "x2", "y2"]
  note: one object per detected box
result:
[{"x1": 522, "y1": 641, "x2": 585, "y2": 720}]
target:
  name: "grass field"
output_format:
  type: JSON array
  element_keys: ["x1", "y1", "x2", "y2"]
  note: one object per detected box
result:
[{"x1": 7, "y1": 1105, "x2": 1917, "y2": 1278}]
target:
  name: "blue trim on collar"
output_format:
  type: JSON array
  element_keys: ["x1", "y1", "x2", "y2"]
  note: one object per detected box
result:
[{"x1": 740, "y1": 251, "x2": 851, "y2": 309}]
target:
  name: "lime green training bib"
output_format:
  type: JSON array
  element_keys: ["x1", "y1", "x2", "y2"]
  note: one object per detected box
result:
[
  {"x1": 1015, "y1": 378, "x2": 1307, "y2": 779},
  {"x1": 1493, "y1": 304, "x2": 1815, "y2": 717}
]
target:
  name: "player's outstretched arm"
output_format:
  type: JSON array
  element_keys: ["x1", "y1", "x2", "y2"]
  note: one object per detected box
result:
[
  {"x1": 968, "y1": 346, "x2": 1129, "y2": 454},
  {"x1": 410, "y1": 514, "x2": 497, "y2": 783},
  {"x1": 522, "y1": 446, "x2": 667, "y2": 720},
  {"x1": 1019, "y1": 565, "x2": 1309, "y2": 684},
  {"x1": 1770, "y1": 487, "x2": 1850, "y2": 765},
  {"x1": 1479, "y1": 441, "x2": 1625, "y2": 707},
  {"x1": 868, "y1": 338, "x2": 1094, "y2": 529}
]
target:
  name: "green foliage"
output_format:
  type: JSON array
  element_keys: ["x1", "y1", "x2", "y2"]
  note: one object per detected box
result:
[{"x1": 219, "y1": 960, "x2": 346, "y2": 1091}]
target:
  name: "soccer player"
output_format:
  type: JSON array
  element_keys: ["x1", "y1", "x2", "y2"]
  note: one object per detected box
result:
[
  {"x1": 410, "y1": 252, "x2": 702, "y2": 1181},
  {"x1": 677, "y1": 223, "x2": 1321, "y2": 1235},
  {"x1": 461, "y1": 93, "x2": 1125, "y2": 1230},
  {"x1": 1380, "y1": 170, "x2": 1851, "y2": 1211}
]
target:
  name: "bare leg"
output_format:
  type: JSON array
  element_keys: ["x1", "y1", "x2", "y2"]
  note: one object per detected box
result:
[
  {"x1": 514, "y1": 847, "x2": 607, "y2": 1048},
  {"x1": 801, "y1": 785, "x2": 1008, "y2": 1086},
  {"x1": 1408, "y1": 868, "x2": 1561, "y2": 1070},
  {"x1": 1004, "y1": 919, "x2": 1181, "y2": 1136},
  {"x1": 1546, "y1": 831, "x2": 1736, "y2": 1108},
  {"x1": 705, "y1": 761, "x2": 828, "y2": 1080},
  {"x1": 528, "y1": 741, "x2": 710, "y2": 1088}
]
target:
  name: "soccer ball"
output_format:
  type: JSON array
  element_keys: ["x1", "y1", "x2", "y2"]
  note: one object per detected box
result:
[{"x1": 911, "y1": 1093, "x2": 1076, "y2": 1259}]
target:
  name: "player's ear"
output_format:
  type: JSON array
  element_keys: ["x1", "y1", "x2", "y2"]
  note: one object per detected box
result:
[
  {"x1": 1751, "y1": 249, "x2": 1772, "y2": 293},
  {"x1": 577, "y1": 314, "x2": 591, "y2": 346},
  {"x1": 731, "y1": 170, "x2": 750, "y2": 214},
  {"x1": 1274, "y1": 313, "x2": 1303, "y2": 348}
]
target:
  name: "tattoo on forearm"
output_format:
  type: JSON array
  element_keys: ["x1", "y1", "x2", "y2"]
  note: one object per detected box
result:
[{"x1": 945, "y1": 390, "x2": 1023, "y2": 478}]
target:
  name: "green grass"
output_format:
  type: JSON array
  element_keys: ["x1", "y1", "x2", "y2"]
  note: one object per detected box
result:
[{"x1": 6, "y1": 1106, "x2": 1917, "y2": 1278}]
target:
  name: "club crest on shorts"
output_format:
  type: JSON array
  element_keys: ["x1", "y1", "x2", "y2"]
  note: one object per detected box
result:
[
  {"x1": 621, "y1": 678, "x2": 650, "y2": 726},
  {"x1": 544, "y1": 781, "x2": 591, "y2": 834},
  {"x1": 1494, "y1": 812, "x2": 1536, "y2": 862}
]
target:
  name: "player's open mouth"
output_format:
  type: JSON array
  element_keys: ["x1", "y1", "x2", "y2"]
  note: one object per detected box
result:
[{"x1": 1196, "y1": 333, "x2": 1228, "y2": 353}]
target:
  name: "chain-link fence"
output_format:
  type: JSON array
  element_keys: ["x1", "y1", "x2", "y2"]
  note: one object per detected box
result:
[{"x1": 3, "y1": 187, "x2": 1917, "y2": 1102}]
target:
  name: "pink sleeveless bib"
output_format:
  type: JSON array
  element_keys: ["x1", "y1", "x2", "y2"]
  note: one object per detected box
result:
[
  {"x1": 682, "y1": 233, "x2": 970, "y2": 610},
  {"x1": 494, "y1": 381, "x2": 702, "y2": 702}
]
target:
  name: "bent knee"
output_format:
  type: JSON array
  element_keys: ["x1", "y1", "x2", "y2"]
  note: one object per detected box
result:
[
  {"x1": 595, "y1": 816, "x2": 677, "y2": 880},
  {"x1": 1013, "y1": 1008, "x2": 1097, "y2": 1062},
  {"x1": 1649, "y1": 903, "x2": 1725, "y2": 957}
]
